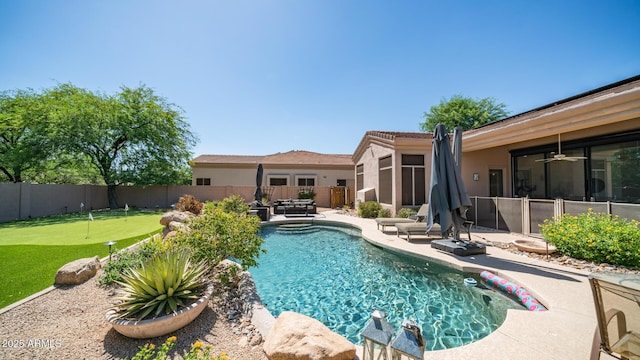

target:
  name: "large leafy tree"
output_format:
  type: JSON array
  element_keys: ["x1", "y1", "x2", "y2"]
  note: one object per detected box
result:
[
  {"x1": 0, "y1": 89, "x2": 54, "y2": 183},
  {"x1": 420, "y1": 94, "x2": 509, "y2": 132},
  {"x1": 47, "y1": 84, "x2": 197, "y2": 208}
]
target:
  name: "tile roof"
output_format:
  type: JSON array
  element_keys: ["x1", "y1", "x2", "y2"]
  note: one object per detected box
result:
[
  {"x1": 192, "y1": 150, "x2": 354, "y2": 166},
  {"x1": 365, "y1": 131, "x2": 432, "y2": 140}
]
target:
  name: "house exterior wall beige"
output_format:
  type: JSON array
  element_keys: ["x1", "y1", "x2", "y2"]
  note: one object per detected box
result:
[
  {"x1": 192, "y1": 166, "x2": 256, "y2": 186},
  {"x1": 353, "y1": 142, "x2": 393, "y2": 205},
  {"x1": 192, "y1": 165, "x2": 354, "y2": 188},
  {"x1": 262, "y1": 165, "x2": 355, "y2": 187},
  {"x1": 464, "y1": 146, "x2": 512, "y2": 197},
  {"x1": 352, "y1": 132, "x2": 434, "y2": 215}
]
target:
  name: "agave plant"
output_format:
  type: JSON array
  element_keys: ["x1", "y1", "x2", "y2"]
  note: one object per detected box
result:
[{"x1": 111, "y1": 250, "x2": 209, "y2": 321}]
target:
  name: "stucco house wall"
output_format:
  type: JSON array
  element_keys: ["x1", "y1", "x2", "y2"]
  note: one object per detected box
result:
[{"x1": 190, "y1": 151, "x2": 356, "y2": 207}]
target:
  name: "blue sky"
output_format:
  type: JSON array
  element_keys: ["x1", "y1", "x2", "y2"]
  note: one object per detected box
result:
[{"x1": 1, "y1": 1, "x2": 639, "y2": 157}]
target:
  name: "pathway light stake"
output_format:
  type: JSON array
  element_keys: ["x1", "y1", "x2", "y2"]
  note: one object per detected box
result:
[
  {"x1": 361, "y1": 309, "x2": 394, "y2": 360},
  {"x1": 390, "y1": 318, "x2": 425, "y2": 360},
  {"x1": 104, "y1": 240, "x2": 117, "y2": 261}
]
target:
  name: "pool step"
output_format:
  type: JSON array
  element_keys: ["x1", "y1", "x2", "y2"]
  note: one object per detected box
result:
[{"x1": 276, "y1": 223, "x2": 321, "y2": 234}]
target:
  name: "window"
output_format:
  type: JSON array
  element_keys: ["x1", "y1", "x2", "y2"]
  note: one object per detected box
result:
[
  {"x1": 511, "y1": 131, "x2": 640, "y2": 203},
  {"x1": 401, "y1": 155, "x2": 425, "y2": 206},
  {"x1": 337, "y1": 179, "x2": 347, "y2": 187},
  {"x1": 356, "y1": 164, "x2": 364, "y2": 191},
  {"x1": 513, "y1": 154, "x2": 545, "y2": 198},
  {"x1": 379, "y1": 156, "x2": 392, "y2": 204},
  {"x1": 268, "y1": 177, "x2": 288, "y2": 186},
  {"x1": 547, "y1": 148, "x2": 585, "y2": 200},
  {"x1": 591, "y1": 140, "x2": 640, "y2": 203},
  {"x1": 195, "y1": 178, "x2": 211, "y2": 186},
  {"x1": 295, "y1": 176, "x2": 316, "y2": 186}
]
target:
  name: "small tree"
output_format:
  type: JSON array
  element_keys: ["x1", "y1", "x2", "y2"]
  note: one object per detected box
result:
[{"x1": 420, "y1": 94, "x2": 509, "y2": 132}]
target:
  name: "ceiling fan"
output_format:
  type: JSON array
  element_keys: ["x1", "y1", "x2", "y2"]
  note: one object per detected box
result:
[{"x1": 535, "y1": 134, "x2": 587, "y2": 163}]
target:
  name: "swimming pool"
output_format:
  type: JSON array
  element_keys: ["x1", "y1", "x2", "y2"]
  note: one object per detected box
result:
[{"x1": 250, "y1": 223, "x2": 525, "y2": 350}]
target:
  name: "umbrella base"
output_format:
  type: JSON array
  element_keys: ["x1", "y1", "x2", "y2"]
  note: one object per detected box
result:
[{"x1": 431, "y1": 239, "x2": 486, "y2": 256}]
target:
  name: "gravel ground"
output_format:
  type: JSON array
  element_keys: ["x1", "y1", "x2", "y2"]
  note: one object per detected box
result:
[{"x1": 0, "y1": 267, "x2": 268, "y2": 360}]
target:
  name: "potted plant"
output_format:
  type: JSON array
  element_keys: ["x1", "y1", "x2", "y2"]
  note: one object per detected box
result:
[{"x1": 106, "y1": 250, "x2": 213, "y2": 339}]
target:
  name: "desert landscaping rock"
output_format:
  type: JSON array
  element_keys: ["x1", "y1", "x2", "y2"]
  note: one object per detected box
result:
[
  {"x1": 0, "y1": 267, "x2": 267, "y2": 360},
  {"x1": 168, "y1": 220, "x2": 188, "y2": 232},
  {"x1": 263, "y1": 311, "x2": 356, "y2": 360},
  {"x1": 159, "y1": 211, "x2": 192, "y2": 226},
  {"x1": 54, "y1": 256, "x2": 101, "y2": 285}
]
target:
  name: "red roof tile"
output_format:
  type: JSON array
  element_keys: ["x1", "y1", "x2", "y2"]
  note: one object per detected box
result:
[{"x1": 192, "y1": 150, "x2": 353, "y2": 166}]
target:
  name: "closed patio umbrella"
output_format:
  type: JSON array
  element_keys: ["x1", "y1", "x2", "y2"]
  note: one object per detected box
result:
[
  {"x1": 452, "y1": 126, "x2": 463, "y2": 172},
  {"x1": 254, "y1": 163, "x2": 263, "y2": 205},
  {"x1": 426, "y1": 124, "x2": 472, "y2": 240}
]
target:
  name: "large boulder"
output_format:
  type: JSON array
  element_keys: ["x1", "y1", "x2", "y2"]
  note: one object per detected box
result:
[
  {"x1": 263, "y1": 312, "x2": 356, "y2": 360},
  {"x1": 168, "y1": 220, "x2": 188, "y2": 232},
  {"x1": 159, "y1": 211, "x2": 192, "y2": 226},
  {"x1": 54, "y1": 256, "x2": 101, "y2": 285}
]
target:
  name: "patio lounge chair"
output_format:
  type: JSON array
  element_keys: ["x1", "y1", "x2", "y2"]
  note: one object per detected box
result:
[
  {"x1": 375, "y1": 204, "x2": 429, "y2": 231},
  {"x1": 397, "y1": 209, "x2": 474, "y2": 242},
  {"x1": 396, "y1": 221, "x2": 442, "y2": 242}
]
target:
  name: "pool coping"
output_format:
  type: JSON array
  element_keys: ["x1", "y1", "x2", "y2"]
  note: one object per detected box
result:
[{"x1": 258, "y1": 211, "x2": 598, "y2": 360}]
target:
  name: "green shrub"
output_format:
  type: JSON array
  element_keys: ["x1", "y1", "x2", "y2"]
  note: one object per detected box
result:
[
  {"x1": 298, "y1": 188, "x2": 316, "y2": 200},
  {"x1": 358, "y1": 201, "x2": 382, "y2": 218},
  {"x1": 168, "y1": 199, "x2": 264, "y2": 271},
  {"x1": 99, "y1": 238, "x2": 162, "y2": 286},
  {"x1": 126, "y1": 336, "x2": 229, "y2": 360},
  {"x1": 397, "y1": 208, "x2": 417, "y2": 218},
  {"x1": 110, "y1": 250, "x2": 208, "y2": 320},
  {"x1": 176, "y1": 194, "x2": 203, "y2": 215},
  {"x1": 377, "y1": 208, "x2": 391, "y2": 218},
  {"x1": 216, "y1": 195, "x2": 250, "y2": 214},
  {"x1": 540, "y1": 210, "x2": 640, "y2": 268}
]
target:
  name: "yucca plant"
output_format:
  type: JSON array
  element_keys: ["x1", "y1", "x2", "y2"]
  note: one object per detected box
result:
[{"x1": 111, "y1": 250, "x2": 209, "y2": 321}]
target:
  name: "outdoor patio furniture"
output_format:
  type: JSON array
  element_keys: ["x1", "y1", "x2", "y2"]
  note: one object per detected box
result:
[
  {"x1": 272, "y1": 199, "x2": 316, "y2": 216},
  {"x1": 589, "y1": 272, "x2": 640, "y2": 360},
  {"x1": 396, "y1": 221, "x2": 442, "y2": 241},
  {"x1": 375, "y1": 204, "x2": 429, "y2": 232}
]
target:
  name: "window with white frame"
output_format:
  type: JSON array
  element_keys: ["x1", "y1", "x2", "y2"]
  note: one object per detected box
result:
[
  {"x1": 268, "y1": 176, "x2": 288, "y2": 186},
  {"x1": 295, "y1": 175, "x2": 316, "y2": 186}
]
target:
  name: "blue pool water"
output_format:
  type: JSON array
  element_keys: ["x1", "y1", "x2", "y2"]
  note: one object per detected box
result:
[{"x1": 250, "y1": 223, "x2": 524, "y2": 350}]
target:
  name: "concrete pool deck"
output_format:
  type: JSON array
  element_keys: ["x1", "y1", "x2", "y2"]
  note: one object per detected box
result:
[{"x1": 266, "y1": 210, "x2": 601, "y2": 360}]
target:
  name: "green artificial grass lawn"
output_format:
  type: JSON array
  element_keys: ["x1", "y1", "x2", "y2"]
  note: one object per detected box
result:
[{"x1": 0, "y1": 211, "x2": 163, "y2": 309}]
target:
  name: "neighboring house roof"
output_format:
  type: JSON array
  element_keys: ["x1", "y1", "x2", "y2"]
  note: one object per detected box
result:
[{"x1": 192, "y1": 150, "x2": 354, "y2": 167}]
